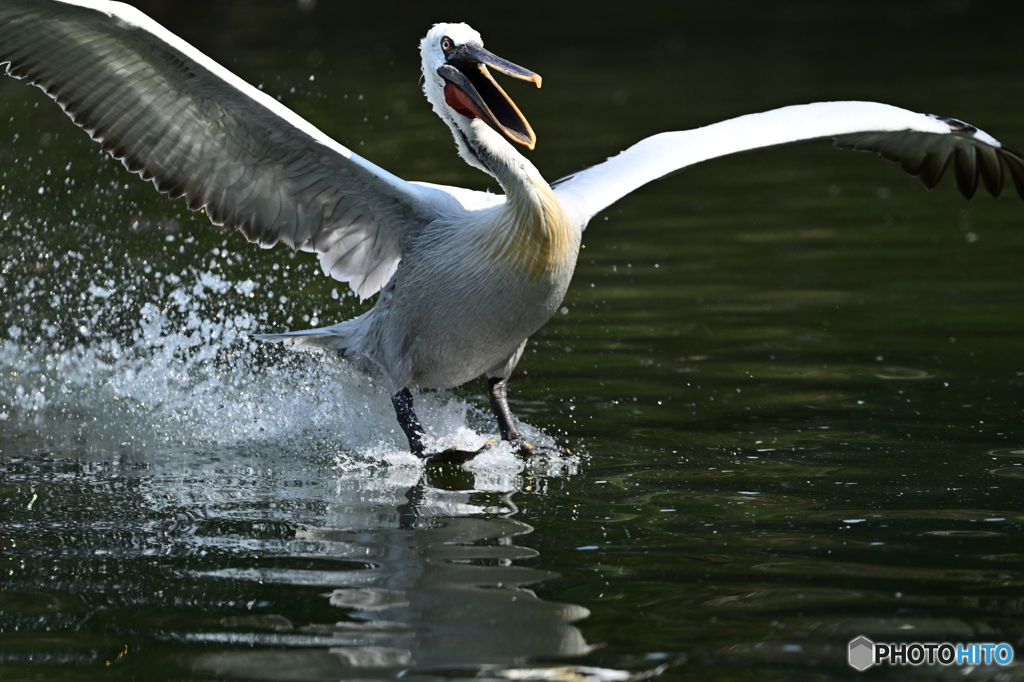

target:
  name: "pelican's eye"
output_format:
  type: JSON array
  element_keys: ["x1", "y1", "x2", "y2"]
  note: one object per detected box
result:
[{"x1": 440, "y1": 36, "x2": 455, "y2": 53}]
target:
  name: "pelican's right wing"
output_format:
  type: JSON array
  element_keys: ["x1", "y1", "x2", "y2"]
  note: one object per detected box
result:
[
  {"x1": 0, "y1": 0, "x2": 442, "y2": 299},
  {"x1": 553, "y1": 101, "x2": 1024, "y2": 229}
]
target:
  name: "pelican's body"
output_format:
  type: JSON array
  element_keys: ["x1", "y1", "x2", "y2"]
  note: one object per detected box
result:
[
  {"x1": 341, "y1": 181, "x2": 577, "y2": 392},
  {"x1": 1, "y1": 2, "x2": 1022, "y2": 458}
]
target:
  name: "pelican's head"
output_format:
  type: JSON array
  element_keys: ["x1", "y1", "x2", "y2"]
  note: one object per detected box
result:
[{"x1": 420, "y1": 23, "x2": 542, "y2": 162}]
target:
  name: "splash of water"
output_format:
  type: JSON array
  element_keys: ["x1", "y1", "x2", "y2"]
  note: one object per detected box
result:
[{"x1": 1, "y1": 262, "x2": 576, "y2": 481}]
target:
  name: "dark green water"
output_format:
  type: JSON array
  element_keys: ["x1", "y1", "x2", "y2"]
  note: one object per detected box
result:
[{"x1": 3, "y1": 1, "x2": 1024, "y2": 680}]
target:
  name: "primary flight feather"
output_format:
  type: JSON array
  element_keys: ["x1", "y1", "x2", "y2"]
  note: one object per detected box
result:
[{"x1": 1, "y1": 0, "x2": 1021, "y2": 460}]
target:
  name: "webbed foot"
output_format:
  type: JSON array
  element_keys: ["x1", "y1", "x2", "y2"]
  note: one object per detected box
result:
[
  {"x1": 421, "y1": 439, "x2": 496, "y2": 464},
  {"x1": 509, "y1": 438, "x2": 567, "y2": 458}
]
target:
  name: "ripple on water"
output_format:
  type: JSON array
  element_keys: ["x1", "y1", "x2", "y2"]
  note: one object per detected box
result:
[
  {"x1": 749, "y1": 364, "x2": 936, "y2": 381},
  {"x1": 990, "y1": 467, "x2": 1024, "y2": 479},
  {"x1": 749, "y1": 559, "x2": 1021, "y2": 586},
  {"x1": 872, "y1": 367, "x2": 935, "y2": 380},
  {"x1": 703, "y1": 587, "x2": 868, "y2": 609},
  {"x1": 988, "y1": 448, "x2": 1024, "y2": 457}
]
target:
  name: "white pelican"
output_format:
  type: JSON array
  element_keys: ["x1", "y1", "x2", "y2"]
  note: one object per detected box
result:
[{"x1": 1, "y1": 1, "x2": 1022, "y2": 461}]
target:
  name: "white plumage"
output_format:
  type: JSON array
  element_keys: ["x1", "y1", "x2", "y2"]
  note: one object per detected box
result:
[{"x1": 2, "y1": 2, "x2": 1022, "y2": 459}]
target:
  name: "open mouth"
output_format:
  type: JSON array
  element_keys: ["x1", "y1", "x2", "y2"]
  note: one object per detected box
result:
[{"x1": 437, "y1": 43, "x2": 541, "y2": 149}]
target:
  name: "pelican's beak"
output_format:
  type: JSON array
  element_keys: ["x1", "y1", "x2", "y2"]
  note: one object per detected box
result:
[{"x1": 437, "y1": 42, "x2": 542, "y2": 150}]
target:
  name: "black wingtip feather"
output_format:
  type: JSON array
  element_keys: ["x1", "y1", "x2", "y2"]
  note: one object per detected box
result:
[
  {"x1": 954, "y1": 145, "x2": 979, "y2": 199},
  {"x1": 1002, "y1": 151, "x2": 1024, "y2": 201},
  {"x1": 977, "y1": 146, "x2": 1003, "y2": 198},
  {"x1": 918, "y1": 146, "x2": 952, "y2": 190}
]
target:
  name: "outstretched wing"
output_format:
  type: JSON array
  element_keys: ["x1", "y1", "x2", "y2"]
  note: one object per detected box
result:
[
  {"x1": 553, "y1": 101, "x2": 1024, "y2": 229},
  {"x1": 0, "y1": 0, "x2": 441, "y2": 299}
]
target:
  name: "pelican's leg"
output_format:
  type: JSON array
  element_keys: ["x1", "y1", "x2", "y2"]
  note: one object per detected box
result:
[
  {"x1": 392, "y1": 388, "x2": 426, "y2": 457},
  {"x1": 393, "y1": 388, "x2": 493, "y2": 463},
  {"x1": 487, "y1": 376, "x2": 523, "y2": 443},
  {"x1": 487, "y1": 377, "x2": 565, "y2": 456}
]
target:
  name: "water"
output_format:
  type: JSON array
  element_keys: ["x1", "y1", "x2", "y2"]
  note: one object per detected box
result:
[{"x1": 3, "y1": 1, "x2": 1024, "y2": 679}]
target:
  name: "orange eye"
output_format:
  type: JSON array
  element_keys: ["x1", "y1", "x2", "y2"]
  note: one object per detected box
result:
[{"x1": 441, "y1": 37, "x2": 454, "y2": 53}]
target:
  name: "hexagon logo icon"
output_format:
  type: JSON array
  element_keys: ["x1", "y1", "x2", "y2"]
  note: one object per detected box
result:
[{"x1": 848, "y1": 636, "x2": 875, "y2": 671}]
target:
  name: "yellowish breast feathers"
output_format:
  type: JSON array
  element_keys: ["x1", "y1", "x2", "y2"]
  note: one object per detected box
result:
[{"x1": 484, "y1": 180, "x2": 577, "y2": 279}]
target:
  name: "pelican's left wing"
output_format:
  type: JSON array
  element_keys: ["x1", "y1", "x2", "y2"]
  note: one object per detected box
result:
[
  {"x1": 0, "y1": 0, "x2": 444, "y2": 299},
  {"x1": 553, "y1": 101, "x2": 1024, "y2": 228}
]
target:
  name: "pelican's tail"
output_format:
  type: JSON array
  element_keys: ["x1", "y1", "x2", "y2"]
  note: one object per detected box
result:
[{"x1": 252, "y1": 314, "x2": 369, "y2": 353}]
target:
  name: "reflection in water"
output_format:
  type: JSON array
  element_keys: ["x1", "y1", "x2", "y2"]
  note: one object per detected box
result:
[
  {"x1": 185, "y1": 515, "x2": 592, "y2": 679},
  {"x1": 1, "y1": 446, "x2": 595, "y2": 680}
]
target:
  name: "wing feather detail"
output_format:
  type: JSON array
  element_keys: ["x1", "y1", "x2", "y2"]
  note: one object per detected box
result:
[
  {"x1": 0, "y1": 0, "x2": 441, "y2": 299},
  {"x1": 553, "y1": 101, "x2": 1024, "y2": 229}
]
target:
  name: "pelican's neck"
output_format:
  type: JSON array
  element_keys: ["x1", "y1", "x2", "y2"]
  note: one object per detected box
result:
[
  {"x1": 451, "y1": 120, "x2": 538, "y2": 195},
  {"x1": 462, "y1": 123, "x2": 578, "y2": 278}
]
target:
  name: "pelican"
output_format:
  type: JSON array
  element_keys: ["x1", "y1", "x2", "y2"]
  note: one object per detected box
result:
[{"x1": 1, "y1": 1, "x2": 1022, "y2": 460}]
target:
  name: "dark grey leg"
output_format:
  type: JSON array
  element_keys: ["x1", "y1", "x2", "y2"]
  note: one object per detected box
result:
[
  {"x1": 394, "y1": 388, "x2": 493, "y2": 463},
  {"x1": 488, "y1": 377, "x2": 523, "y2": 443},
  {"x1": 392, "y1": 388, "x2": 425, "y2": 457},
  {"x1": 487, "y1": 376, "x2": 563, "y2": 456}
]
